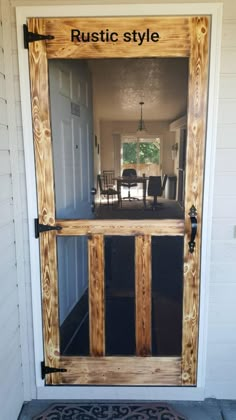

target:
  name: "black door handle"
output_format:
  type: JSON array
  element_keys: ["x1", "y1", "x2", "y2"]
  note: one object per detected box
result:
[{"x1": 188, "y1": 205, "x2": 197, "y2": 253}]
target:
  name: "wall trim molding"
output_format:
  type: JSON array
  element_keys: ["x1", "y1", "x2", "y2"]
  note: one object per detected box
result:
[
  {"x1": 37, "y1": 385, "x2": 205, "y2": 401},
  {"x1": 169, "y1": 116, "x2": 187, "y2": 131}
]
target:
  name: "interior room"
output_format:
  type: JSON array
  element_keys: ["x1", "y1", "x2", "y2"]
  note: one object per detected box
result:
[
  {"x1": 48, "y1": 57, "x2": 188, "y2": 221},
  {"x1": 47, "y1": 56, "x2": 188, "y2": 358}
]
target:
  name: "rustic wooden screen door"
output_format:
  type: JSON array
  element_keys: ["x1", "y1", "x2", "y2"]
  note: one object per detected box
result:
[{"x1": 28, "y1": 16, "x2": 209, "y2": 385}]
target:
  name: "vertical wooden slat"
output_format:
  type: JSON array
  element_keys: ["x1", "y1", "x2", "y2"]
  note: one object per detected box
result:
[
  {"x1": 182, "y1": 16, "x2": 209, "y2": 385},
  {"x1": 28, "y1": 18, "x2": 56, "y2": 225},
  {"x1": 135, "y1": 234, "x2": 152, "y2": 356},
  {"x1": 28, "y1": 18, "x2": 60, "y2": 384},
  {"x1": 40, "y1": 232, "x2": 60, "y2": 384},
  {"x1": 88, "y1": 234, "x2": 105, "y2": 356}
]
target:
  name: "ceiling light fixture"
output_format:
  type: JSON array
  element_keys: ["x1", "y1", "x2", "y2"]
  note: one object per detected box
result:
[{"x1": 136, "y1": 101, "x2": 147, "y2": 137}]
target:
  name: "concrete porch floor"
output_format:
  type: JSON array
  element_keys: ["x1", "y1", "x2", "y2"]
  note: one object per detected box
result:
[{"x1": 18, "y1": 398, "x2": 236, "y2": 419}]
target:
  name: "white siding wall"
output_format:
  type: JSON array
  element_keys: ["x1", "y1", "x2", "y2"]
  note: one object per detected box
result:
[
  {"x1": 0, "y1": 1, "x2": 236, "y2": 416},
  {"x1": 0, "y1": 1, "x2": 35, "y2": 419},
  {"x1": 205, "y1": 7, "x2": 236, "y2": 397},
  {"x1": 0, "y1": 3, "x2": 24, "y2": 419}
]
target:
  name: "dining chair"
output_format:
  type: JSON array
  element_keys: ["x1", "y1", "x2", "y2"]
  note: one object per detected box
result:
[
  {"x1": 102, "y1": 170, "x2": 115, "y2": 189},
  {"x1": 162, "y1": 174, "x2": 168, "y2": 196},
  {"x1": 97, "y1": 174, "x2": 118, "y2": 206},
  {"x1": 121, "y1": 168, "x2": 139, "y2": 201},
  {"x1": 148, "y1": 175, "x2": 167, "y2": 209}
]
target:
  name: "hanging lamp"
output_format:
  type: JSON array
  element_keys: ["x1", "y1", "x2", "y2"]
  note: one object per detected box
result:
[{"x1": 136, "y1": 101, "x2": 147, "y2": 138}]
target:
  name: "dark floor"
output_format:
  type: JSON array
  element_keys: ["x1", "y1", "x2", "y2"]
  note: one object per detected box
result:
[
  {"x1": 19, "y1": 398, "x2": 236, "y2": 420},
  {"x1": 95, "y1": 197, "x2": 184, "y2": 219}
]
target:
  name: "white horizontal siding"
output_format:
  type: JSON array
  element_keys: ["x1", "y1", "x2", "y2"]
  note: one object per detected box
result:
[
  {"x1": 222, "y1": 20, "x2": 236, "y2": 47},
  {"x1": 0, "y1": 221, "x2": 15, "y2": 249},
  {"x1": 221, "y1": 48, "x2": 236, "y2": 73},
  {"x1": 217, "y1": 123, "x2": 236, "y2": 148},
  {"x1": 214, "y1": 172, "x2": 236, "y2": 195},
  {"x1": 211, "y1": 240, "x2": 236, "y2": 263},
  {"x1": 211, "y1": 262, "x2": 236, "y2": 283},
  {"x1": 0, "y1": 50, "x2": 4, "y2": 73},
  {"x1": 211, "y1": 221, "x2": 236, "y2": 240},
  {"x1": 8, "y1": 11, "x2": 35, "y2": 403},
  {"x1": 217, "y1": 99, "x2": 236, "y2": 124},
  {"x1": 0, "y1": 175, "x2": 12, "y2": 202},
  {"x1": 0, "y1": 72, "x2": 6, "y2": 98},
  {"x1": 0, "y1": 199, "x2": 14, "y2": 227},
  {"x1": 0, "y1": 97, "x2": 7, "y2": 125},
  {"x1": 0, "y1": 1, "x2": 26, "y2": 419},
  {"x1": 206, "y1": 13, "x2": 236, "y2": 398},
  {"x1": 219, "y1": 74, "x2": 236, "y2": 98},
  {"x1": 207, "y1": 323, "x2": 236, "y2": 344},
  {"x1": 0, "y1": 265, "x2": 18, "y2": 306},
  {"x1": 0, "y1": 150, "x2": 11, "y2": 174},
  {"x1": 212, "y1": 197, "x2": 236, "y2": 218},
  {"x1": 215, "y1": 149, "x2": 236, "y2": 172},
  {"x1": 0, "y1": 125, "x2": 9, "y2": 149},
  {"x1": 1, "y1": 242, "x2": 16, "y2": 272},
  {"x1": 4, "y1": 0, "x2": 35, "y2": 409},
  {"x1": 0, "y1": 0, "x2": 234, "y2": 406}
]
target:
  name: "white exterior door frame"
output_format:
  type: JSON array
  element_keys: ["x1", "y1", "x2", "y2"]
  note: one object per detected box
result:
[{"x1": 16, "y1": 2, "x2": 222, "y2": 400}]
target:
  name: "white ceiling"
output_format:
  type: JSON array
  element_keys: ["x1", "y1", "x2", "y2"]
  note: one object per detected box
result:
[{"x1": 88, "y1": 57, "x2": 188, "y2": 122}]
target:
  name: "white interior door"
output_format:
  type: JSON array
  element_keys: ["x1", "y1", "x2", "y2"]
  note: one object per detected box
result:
[{"x1": 49, "y1": 60, "x2": 94, "y2": 324}]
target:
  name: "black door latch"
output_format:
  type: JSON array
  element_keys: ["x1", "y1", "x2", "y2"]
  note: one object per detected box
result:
[{"x1": 188, "y1": 205, "x2": 197, "y2": 253}]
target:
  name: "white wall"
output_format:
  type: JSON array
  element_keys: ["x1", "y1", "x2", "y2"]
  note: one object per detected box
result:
[
  {"x1": 0, "y1": 1, "x2": 235, "y2": 416},
  {"x1": 205, "y1": 8, "x2": 236, "y2": 398},
  {"x1": 0, "y1": 1, "x2": 30, "y2": 419},
  {"x1": 0, "y1": 1, "x2": 35, "y2": 418}
]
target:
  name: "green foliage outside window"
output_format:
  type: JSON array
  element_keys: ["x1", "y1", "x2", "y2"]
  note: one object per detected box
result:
[{"x1": 123, "y1": 142, "x2": 160, "y2": 164}]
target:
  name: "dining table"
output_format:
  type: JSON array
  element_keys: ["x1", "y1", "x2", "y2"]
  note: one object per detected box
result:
[{"x1": 113, "y1": 175, "x2": 149, "y2": 207}]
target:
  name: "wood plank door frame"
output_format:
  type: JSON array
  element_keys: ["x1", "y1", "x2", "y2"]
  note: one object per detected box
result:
[{"x1": 28, "y1": 15, "x2": 209, "y2": 386}]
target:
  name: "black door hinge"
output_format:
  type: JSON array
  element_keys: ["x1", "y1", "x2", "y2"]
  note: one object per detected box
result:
[
  {"x1": 35, "y1": 218, "x2": 62, "y2": 238},
  {"x1": 23, "y1": 24, "x2": 54, "y2": 49},
  {"x1": 41, "y1": 361, "x2": 67, "y2": 380}
]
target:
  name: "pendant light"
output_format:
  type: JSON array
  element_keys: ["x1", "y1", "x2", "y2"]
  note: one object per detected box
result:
[{"x1": 136, "y1": 101, "x2": 147, "y2": 138}]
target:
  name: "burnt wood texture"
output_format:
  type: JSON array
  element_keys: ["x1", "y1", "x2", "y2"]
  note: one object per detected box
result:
[{"x1": 28, "y1": 15, "x2": 209, "y2": 385}]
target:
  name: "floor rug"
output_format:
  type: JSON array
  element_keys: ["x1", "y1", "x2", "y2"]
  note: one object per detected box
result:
[{"x1": 33, "y1": 402, "x2": 187, "y2": 420}]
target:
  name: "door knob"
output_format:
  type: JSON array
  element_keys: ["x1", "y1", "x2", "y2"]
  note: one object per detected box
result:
[{"x1": 188, "y1": 205, "x2": 197, "y2": 253}]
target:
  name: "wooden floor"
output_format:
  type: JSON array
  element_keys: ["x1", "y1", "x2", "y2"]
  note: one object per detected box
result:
[{"x1": 95, "y1": 198, "x2": 184, "y2": 220}]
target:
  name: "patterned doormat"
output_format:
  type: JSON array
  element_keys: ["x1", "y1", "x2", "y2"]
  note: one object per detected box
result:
[{"x1": 33, "y1": 402, "x2": 187, "y2": 419}]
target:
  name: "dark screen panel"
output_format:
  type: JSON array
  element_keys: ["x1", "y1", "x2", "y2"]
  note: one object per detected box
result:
[
  {"x1": 105, "y1": 236, "x2": 135, "y2": 356},
  {"x1": 152, "y1": 236, "x2": 184, "y2": 356}
]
